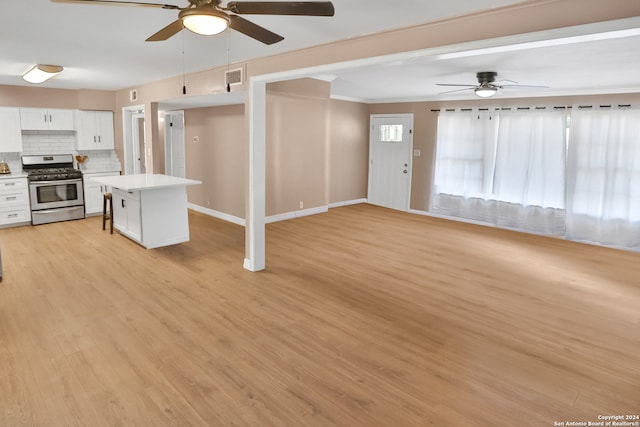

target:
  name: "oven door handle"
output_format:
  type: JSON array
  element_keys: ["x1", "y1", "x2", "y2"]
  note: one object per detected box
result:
[{"x1": 29, "y1": 178, "x2": 83, "y2": 186}]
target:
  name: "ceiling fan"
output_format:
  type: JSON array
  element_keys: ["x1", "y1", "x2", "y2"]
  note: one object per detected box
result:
[
  {"x1": 437, "y1": 71, "x2": 549, "y2": 98},
  {"x1": 51, "y1": 0, "x2": 335, "y2": 45}
]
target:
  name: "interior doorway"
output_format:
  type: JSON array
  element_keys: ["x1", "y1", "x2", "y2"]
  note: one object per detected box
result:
[
  {"x1": 164, "y1": 111, "x2": 185, "y2": 178},
  {"x1": 122, "y1": 105, "x2": 147, "y2": 175},
  {"x1": 368, "y1": 114, "x2": 414, "y2": 211}
]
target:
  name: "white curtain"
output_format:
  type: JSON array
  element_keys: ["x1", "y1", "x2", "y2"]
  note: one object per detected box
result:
[
  {"x1": 432, "y1": 109, "x2": 567, "y2": 235},
  {"x1": 433, "y1": 109, "x2": 497, "y2": 198},
  {"x1": 566, "y1": 108, "x2": 640, "y2": 250},
  {"x1": 493, "y1": 110, "x2": 566, "y2": 233},
  {"x1": 432, "y1": 109, "x2": 498, "y2": 223}
]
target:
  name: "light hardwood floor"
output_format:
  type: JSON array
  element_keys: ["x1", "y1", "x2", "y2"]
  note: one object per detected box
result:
[{"x1": 0, "y1": 204, "x2": 639, "y2": 426}]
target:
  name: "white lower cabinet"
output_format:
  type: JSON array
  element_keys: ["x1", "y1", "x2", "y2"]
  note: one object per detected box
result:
[
  {"x1": 0, "y1": 178, "x2": 31, "y2": 226},
  {"x1": 83, "y1": 172, "x2": 119, "y2": 216},
  {"x1": 112, "y1": 188, "x2": 142, "y2": 242},
  {"x1": 110, "y1": 185, "x2": 189, "y2": 249}
]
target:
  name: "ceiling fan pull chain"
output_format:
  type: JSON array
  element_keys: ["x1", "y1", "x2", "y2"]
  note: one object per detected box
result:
[
  {"x1": 226, "y1": 27, "x2": 231, "y2": 93},
  {"x1": 182, "y1": 31, "x2": 187, "y2": 95}
]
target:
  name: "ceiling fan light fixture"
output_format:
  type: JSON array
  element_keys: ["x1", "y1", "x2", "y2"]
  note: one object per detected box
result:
[
  {"x1": 474, "y1": 84, "x2": 498, "y2": 98},
  {"x1": 180, "y1": 8, "x2": 229, "y2": 36},
  {"x1": 22, "y1": 64, "x2": 63, "y2": 84}
]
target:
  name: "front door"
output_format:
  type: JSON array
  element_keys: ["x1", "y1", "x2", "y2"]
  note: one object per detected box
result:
[{"x1": 368, "y1": 114, "x2": 414, "y2": 211}]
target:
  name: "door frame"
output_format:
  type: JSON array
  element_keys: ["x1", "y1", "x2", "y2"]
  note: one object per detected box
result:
[
  {"x1": 368, "y1": 113, "x2": 414, "y2": 211},
  {"x1": 164, "y1": 110, "x2": 185, "y2": 178},
  {"x1": 122, "y1": 104, "x2": 146, "y2": 175}
]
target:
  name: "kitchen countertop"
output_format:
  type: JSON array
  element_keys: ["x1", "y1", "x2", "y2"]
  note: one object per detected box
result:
[
  {"x1": 0, "y1": 172, "x2": 28, "y2": 179},
  {"x1": 91, "y1": 174, "x2": 201, "y2": 191}
]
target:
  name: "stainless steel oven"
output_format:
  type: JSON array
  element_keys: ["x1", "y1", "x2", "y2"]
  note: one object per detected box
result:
[{"x1": 22, "y1": 154, "x2": 85, "y2": 225}]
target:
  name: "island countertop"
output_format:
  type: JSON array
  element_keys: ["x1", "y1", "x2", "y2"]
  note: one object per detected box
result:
[{"x1": 91, "y1": 174, "x2": 201, "y2": 191}]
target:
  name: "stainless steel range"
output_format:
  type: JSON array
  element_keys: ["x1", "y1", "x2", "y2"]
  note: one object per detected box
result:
[{"x1": 22, "y1": 154, "x2": 85, "y2": 225}]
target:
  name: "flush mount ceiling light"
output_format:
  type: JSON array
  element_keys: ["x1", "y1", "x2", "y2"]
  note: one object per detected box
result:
[
  {"x1": 22, "y1": 64, "x2": 63, "y2": 84},
  {"x1": 179, "y1": 8, "x2": 230, "y2": 36},
  {"x1": 474, "y1": 83, "x2": 498, "y2": 98}
]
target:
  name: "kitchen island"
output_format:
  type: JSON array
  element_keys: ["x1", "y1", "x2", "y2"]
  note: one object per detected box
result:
[{"x1": 91, "y1": 174, "x2": 201, "y2": 249}]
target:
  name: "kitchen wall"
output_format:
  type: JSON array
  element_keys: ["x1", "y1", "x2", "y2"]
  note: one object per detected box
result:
[
  {"x1": 0, "y1": 86, "x2": 121, "y2": 175},
  {"x1": 0, "y1": 85, "x2": 115, "y2": 110},
  {"x1": 370, "y1": 92, "x2": 640, "y2": 212}
]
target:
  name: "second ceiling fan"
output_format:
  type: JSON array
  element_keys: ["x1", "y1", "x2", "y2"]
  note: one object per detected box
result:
[
  {"x1": 437, "y1": 71, "x2": 549, "y2": 98},
  {"x1": 51, "y1": 0, "x2": 335, "y2": 45}
]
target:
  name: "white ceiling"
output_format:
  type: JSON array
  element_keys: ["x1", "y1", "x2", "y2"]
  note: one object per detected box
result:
[{"x1": 1, "y1": 0, "x2": 640, "y2": 103}]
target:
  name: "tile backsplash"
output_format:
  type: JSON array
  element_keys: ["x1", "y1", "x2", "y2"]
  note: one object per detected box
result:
[
  {"x1": 21, "y1": 131, "x2": 76, "y2": 155},
  {"x1": 2, "y1": 131, "x2": 122, "y2": 174}
]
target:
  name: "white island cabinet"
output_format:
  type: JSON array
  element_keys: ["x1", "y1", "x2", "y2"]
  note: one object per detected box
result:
[{"x1": 91, "y1": 174, "x2": 201, "y2": 249}]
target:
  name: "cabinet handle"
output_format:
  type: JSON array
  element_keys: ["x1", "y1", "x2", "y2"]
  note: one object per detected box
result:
[
  {"x1": 98, "y1": 136, "x2": 101, "y2": 143},
  {"x1": 8, "y1": 213, "x2": 18, "y2": 218},
  {"x1": 5, "y1": 182, "x2": 16, "y2": 186},
  {"x1": 6, "y1": 196, "x2": 17, "y2": 200},
  {"x1": 122, "y1": 199, "x2": 126, "y2": 208},
  {"x1": 49, "y1": 114, "x2": 53, "y2": 122},
  {"x1": 93, "y1": 136, "x2": 96, "y2": 143},
  {"x1": 44, "y1": 114, "x2": 47, "y2": 122}
]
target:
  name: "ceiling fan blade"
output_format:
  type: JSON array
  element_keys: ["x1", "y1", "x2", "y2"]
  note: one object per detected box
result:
[
  {"x1": 499, "y1": 84, "x2": 550, "y2": 89},
  {"x1": 146, "y1": 19, "x2": 183, "y2": 41},
  {"x1": 229, "y1": 15, "x2": 284, "y2": 45},
  {"x1": 439, "y1": 87, "x2": 475, "y2": 95},
  {"x1": 436, "y1": 83, "x2": 476, "y2": 87},
  {"x1": 51, "y1": 0, "x2": 180, "y2": 9},
  {"x1": 227, "y1": 1, "x2": 335, "y2": 16}
]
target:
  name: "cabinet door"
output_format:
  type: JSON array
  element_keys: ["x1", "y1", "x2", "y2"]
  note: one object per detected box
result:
[
  {"x1": 112, "y1": 189, "x2": 142, "y2": 243},
  {"x1": 20, "y1": 108, "x2": 48, "y2": 130},
  {"x1": 20, "y1": 108, "x2": 74, "y2": 131},
  {"x1": 76, "y1": 111, "x2": 115, "y2": 150},
  {"x1": 83, "y1": 180, "x2": 103, "y2": 215},
  {"x1": 76, "y1": 111, "x2": 97, "y2": 150},
  {"x1": 47, "y1": 109, "x2": 75, "y2": 131},
  {"x1": 83, "y1": 172, "x2": 117, "y2": 215},
  {"x1": 95, "y1": 111, "x2": 115, "y2": 149},
  {"x1": 0, "y1": 107, "x2": 22, "y2": 152},
  {"x1": 125, "y1": 193, "x2": 142, "y2": 241},
  {"x1": 112, "y1": 189, "x2": 127, "y2": 231}
]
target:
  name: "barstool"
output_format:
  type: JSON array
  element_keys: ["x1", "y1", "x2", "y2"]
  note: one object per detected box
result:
[{"x1": 102, "y1": 192, "x2": 113, "y2": 234}]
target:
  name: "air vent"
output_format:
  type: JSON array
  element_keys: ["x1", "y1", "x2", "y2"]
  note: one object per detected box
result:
[{"x1": 225, "y1": 68, "x2": 243, "y2": 86}]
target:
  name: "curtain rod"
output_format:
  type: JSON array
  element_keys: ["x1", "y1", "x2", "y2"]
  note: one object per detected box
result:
[{"x1": 430, "y1": 104, "x2": 632, "y2": 112}]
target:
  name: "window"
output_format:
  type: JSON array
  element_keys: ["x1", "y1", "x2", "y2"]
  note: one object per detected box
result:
[
  {"x1": 432, "y1": 108, "x2": 567, "y2": 235},
  {"x1": 379, "y1": 124, "x2": 403, "y2": 142}
]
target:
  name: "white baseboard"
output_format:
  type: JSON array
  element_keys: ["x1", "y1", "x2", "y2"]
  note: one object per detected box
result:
[
  {"x1": 266, "y1": 205, "x2": 329, "y2": 224},
  {"x1": 189, "y1": 199, "x2": 366, "y2": 227},
  {"x1": 188, "y1": 203, "x2": 246, "y2": 226},
  {"x1": 409, "y1": 208, "x2": 495, "y2": 228},
  {"x1": 328, "y1": 198, "x2": 367, "y2": 208}
]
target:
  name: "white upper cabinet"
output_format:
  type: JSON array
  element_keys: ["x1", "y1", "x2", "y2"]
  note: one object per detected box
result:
[
  {"x1": 0, "y1": 107, "x2": 22, "y2": 152},
  {"x1": 76, "y1": 110, "x2": 115, "y2": 150},
  {"x1": 20, "y1": 107, "x2": 75, "y2": 131}
]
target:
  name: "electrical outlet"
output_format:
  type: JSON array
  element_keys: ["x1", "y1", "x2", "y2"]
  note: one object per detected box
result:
[{"x1": 299, "y1": 201, "x2": 304, "y2": 209}]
